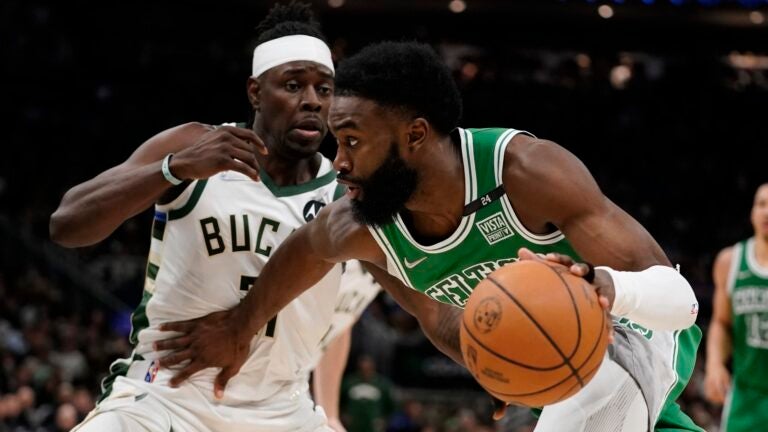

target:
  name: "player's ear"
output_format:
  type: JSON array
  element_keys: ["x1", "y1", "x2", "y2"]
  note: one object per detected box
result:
[
  {"x1": 247, "y1": 76, "x2": 262, "y2": 112},
  {"x1": 406, "y1": 118, "x2": 429, "y2": 152}
]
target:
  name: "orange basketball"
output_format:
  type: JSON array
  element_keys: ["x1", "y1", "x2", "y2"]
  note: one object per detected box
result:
[{"x1": 459, "y1": 260, "x2": 609, "y2": 407}]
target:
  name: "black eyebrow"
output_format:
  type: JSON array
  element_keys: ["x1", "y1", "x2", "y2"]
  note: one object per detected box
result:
[{"x1": 332, "y1": 119, "x2": 359, "y2": 130}]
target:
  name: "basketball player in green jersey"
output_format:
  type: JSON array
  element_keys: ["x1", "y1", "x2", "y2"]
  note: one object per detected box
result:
[
  {"x1": 49, "y1": 4, "x2": 373, "y2": 431},
  {"x1": 156, "y1": 42, "x2": 702, "y2": 431},
  {"x1": 705, "y1": 183, "x2": 768, "y2": 432}
]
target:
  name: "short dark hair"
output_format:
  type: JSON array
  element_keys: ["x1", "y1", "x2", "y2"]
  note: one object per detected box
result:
[
  {"x1": 248, "y1": 2, "x2": 326, "y2": 128},
  {"x1": 335, "y1": 41, "x2": 462, "y2": 135},
  {"x1": 255, "y1": 1, "x2": 326, "y2": 45}
]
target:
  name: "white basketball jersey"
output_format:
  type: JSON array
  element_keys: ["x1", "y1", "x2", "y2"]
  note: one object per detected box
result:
[
  {"x1": 102, "y1": 155, "x2": 345, "y2": 406},
  {"x1": 309, "y1": 260, "x2": 382, "y2": 369}
]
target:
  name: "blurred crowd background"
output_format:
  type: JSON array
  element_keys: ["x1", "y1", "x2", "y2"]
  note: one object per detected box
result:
[{"x1": 2, "y1": 0, "x2": 767, "y2": 430}]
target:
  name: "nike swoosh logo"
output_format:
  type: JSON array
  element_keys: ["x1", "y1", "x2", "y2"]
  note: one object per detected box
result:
[{"x1": 404, "y1": 256, "x2": 428, "y2": 269}]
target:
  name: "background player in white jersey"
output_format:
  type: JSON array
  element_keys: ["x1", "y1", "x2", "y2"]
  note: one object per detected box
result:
[
  {"x1": 313, "y1": 261, "x2": 381, "y2": 431},
  {"x1": 49, "y1": 3, "x2": 350, "y2": 431}
]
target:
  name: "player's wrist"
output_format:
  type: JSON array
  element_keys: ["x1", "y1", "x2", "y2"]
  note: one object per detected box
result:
[
  {"x1": 161, "y1": 153, "x2": 186, "y2": 185},
  {"x1": 704, "y1": 360, "x2": 727, "y2": 373},
  {"x1": 592, "y1": 268, "x2": 616, "y2": 308},
  {"x1": 231, "y1": 300, "x2": 263, "y2": 341}
]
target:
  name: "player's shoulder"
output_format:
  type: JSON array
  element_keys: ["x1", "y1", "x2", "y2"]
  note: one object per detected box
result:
[
  {"x1": 314, "y1": 198, "x2": 381, "y2": 263},
  {"x1": 160, "y1": 121, "x2": 212, "y2": 138},
  {"x1": 712, "y1": 244, "x2": 738, "y2": 286},
  {"x1": 319, "y1": 198, "x2": 364, "y2": 235},
  {"x1": 142, "y1": 122, "x2": 212, "y2": 151},
  {"x1": 714, "y1": 244, "x2": 737, "y2": 267},
  {"x1": 502, "y1": 134, "x2": 571, "y2": 181}
]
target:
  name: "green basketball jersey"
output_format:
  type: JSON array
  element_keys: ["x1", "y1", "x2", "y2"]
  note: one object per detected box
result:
[
  {"x1": 370, "y1": 127, "x2": 702, "y2": 430},
  {"x1": 728, "y1": 237, "x2": 768, "y2": 391},
  {"x1": 370, "y1": 128, "x2": 577, "y2": 308}
]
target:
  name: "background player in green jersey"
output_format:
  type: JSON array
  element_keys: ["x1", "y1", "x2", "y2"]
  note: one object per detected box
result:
[
  {"x1": 705, "y1": 183, "x2": 768, "y2": 432},
  {"x1": 156, "y1": 42, "x2": 702, "y2": 431}
]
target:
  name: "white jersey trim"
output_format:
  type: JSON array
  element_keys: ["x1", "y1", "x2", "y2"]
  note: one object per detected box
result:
[
  {"x1": 368, "y1": 226, "x2": 414, "y2": 289},
  {"x1": 390, "y1": 127, "x2": 477, "y2": 253},
  {"x1": 727, "y1": 241, "x2": 743, "y2": 296},
  {"x1": 746, "y1": 237, "x2": 768, "y2": 278},
  {"x1": 493, "y1": 128, "x2": 565, "y2": 245},
  {"x1": 655, "y1": 329, "x2": 682, "y2": 426}
]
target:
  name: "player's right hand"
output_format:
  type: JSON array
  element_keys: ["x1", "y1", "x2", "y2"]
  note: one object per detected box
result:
[
  {"x1": 518, "y1": 247, "x2": 615, "y2": 344},
  {"x1": 703, "y1": 363, "x2": 731, "y2": 405},
  {"x1": 154, "y1": 308, "x2": 252, "y2": 399},
  {"x1": 170, "y1": 125, "x2": 267, "y2": 181}
]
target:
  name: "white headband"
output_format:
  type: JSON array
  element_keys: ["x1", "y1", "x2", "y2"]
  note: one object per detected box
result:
[{"x1": 252, "y1": 34, "x2": 334, "y2": 78}]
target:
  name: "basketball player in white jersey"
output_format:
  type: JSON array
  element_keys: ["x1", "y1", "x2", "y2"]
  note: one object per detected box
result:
[
  {"x1": 49, "y1": 4, "x2": 356, "y2": 431},
  {"x1": 312, "y1": 261, "x2": 381, "y2": 431}
]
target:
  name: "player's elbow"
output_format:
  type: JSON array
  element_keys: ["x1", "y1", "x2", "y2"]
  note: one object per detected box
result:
[
  {"x1": 646, "y1": 266, "x2": 699, "y2": 331},
  {"x1": 664, "y1": 268, "x2": 699, "y2": 330},
  {"x1": 608, "y1": 265, "x2": 699, "y2": 331},
  {"x1": 49, "y1": 208, "x2": 92, "y2": 248},
  {"x1": 49, "y1": 210, "x2": 76, "y2": 247}
]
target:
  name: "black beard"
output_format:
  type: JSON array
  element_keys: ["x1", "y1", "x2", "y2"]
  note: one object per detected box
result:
[{"x1": 342, "y1": 145, "x2": 418, "y2": 228}]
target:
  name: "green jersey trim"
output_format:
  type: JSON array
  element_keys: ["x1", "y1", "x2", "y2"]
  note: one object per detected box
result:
[
  {"x1": 492, "y1": 129, "x2": 565, "y2": 245},
  {"x1": 368, "y1": 225, "x2": 415, "y2": 288},
  {"x1": 129, "y1": 290, "x2": 153, "y2": 345},
  {"x1": 388, "y1": 128, "x2": 478, "y2": 253},
  {"x1": 146, "y1": 262, "x2": 159, "y2": 281},
  {"x1": 333, "y1": 183, "x2": 347, "y2": 201},
  {"x1": 259, "y1": 164, "x2": 337, "y2": 198},
  {"x1": 98, "y1": 351, "x2": 145, "y2": 402},
  {"x1": 168, "y1": 179, "x2": 208, "y2": 221}
]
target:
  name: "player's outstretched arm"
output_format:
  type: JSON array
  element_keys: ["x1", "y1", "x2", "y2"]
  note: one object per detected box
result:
[
  {"x1": 503, "y1": 135, "x2": 698, "y2": 331},
  {"x1": 49, "y1": 124, "x2": 264, "y2": 247},
  {"x1": 704, "y1": 247, "x2": 733, "y2": 405},
  {"x1": 155, "y1": 198, "x2": 384, "y2": 398}
]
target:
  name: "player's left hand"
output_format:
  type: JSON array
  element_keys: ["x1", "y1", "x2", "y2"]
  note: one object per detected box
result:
[
  {"x1": 518, "y1": 247, "x2": 615, "y2": 343},
  {"x1": 154, "y1": 309, "x2": 250, "y2": 399}
]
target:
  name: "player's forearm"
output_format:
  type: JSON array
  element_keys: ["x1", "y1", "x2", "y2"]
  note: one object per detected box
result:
[
  {"x1": 420, "y1": 304, "x2": 465, "y2": 366},
  {"x1": 313, "y1": 329, "x2": 351, "y2": 419},
  {"x1": 598, "y1": 265, "x2": 699, "y2": 331},
  {"x1": 235, "y1": 224, "x2": 336, "y2": 338},
  {"x1": 50, "y1": 161, "x2": 173, "y2": 247},
  {"x1": 362, "y1": 262, "x2": 467, "y2": 366},
  {"x1": 705, "y1": 321, "x2": 732, "y2": 371}
]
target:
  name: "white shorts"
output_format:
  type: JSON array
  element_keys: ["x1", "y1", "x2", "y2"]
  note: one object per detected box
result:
[
  {"x1": 73, "y1": 377, "x2": 332, "y2": 432},
  {"x1": 535, "y1": 354, "x2": 648, "y2": 432}
]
